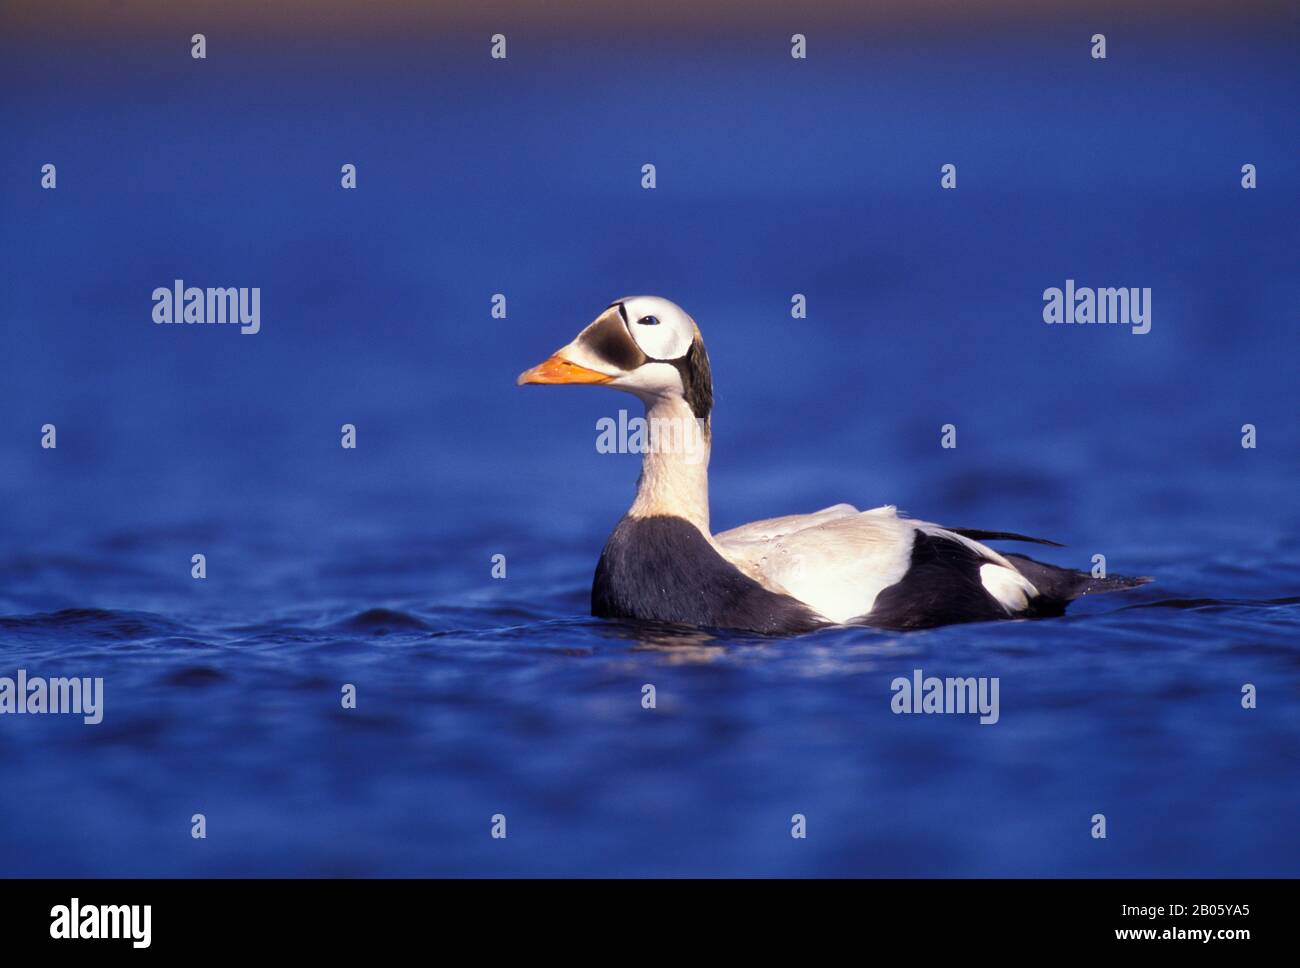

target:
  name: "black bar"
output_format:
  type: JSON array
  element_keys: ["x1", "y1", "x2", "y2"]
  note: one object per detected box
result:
[{"x1": 0, "y1": 878, "x2": 1281, "y2": 954}]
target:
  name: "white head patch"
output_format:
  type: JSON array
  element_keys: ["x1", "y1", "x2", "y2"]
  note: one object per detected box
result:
[{"x1": 617, "y1": 295, "x2": 695, "y2": 360}]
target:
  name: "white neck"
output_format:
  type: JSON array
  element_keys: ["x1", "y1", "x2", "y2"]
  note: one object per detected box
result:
[{"x1": 626, "y1": 394, "x2": 712, "y2": 534}]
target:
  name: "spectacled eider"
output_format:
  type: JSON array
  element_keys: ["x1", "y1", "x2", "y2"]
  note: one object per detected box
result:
[{"x1": 518, "y1": 296, "x2": 1150, "y2": 634}]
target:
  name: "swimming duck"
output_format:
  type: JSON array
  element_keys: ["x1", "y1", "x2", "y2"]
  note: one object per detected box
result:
[{"x1": 518, "y1": 296, "x2": 1150, "y2": 633}]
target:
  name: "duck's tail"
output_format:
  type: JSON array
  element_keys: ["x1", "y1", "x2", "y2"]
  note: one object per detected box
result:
[{"x1": 1003, "y1": 552, "x2": 1153, "y2": 616}]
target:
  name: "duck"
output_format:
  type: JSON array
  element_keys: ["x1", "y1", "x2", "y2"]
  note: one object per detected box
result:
[{"x1": 518, "y1": 296, "x2": 1150, "y2": 634}]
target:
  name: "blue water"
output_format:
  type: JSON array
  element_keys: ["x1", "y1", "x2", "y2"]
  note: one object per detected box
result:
[{"x1": 1, "y1": 28, "x2": 1298, "y2": 876}]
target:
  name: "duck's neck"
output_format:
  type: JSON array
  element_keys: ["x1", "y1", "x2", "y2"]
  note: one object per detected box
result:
[{"x1": 627, "y1": 395, "x2": 712, "y2": 535}]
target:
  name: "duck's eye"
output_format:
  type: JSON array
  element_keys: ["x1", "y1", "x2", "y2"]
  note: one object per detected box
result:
[{"x1": 637, "y1": 315, "x2": 660, "y2": 326}]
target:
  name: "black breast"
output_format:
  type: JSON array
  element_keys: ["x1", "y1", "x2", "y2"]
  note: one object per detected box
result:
[{"x1": 592, "y1": 515, "x2": 824, "y2": 635}]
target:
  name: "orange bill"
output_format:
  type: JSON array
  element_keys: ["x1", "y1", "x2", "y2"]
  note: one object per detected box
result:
[{"x1": 517, "y1": 354, "x2": 613, "y2": 386}]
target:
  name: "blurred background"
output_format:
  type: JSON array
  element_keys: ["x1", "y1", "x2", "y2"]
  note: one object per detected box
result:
[{"x1": 0, "y1": 0, "x2": 1296, "y2": 876}]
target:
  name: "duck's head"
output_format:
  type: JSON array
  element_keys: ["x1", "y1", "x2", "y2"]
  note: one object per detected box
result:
[{"x1": 517, "y1": 296, "x2": 713, "y2": 420}]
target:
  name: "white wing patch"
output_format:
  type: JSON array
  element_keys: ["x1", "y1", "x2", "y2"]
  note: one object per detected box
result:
[
  {"x1": 714, "y1": 505, "x2": 916, "y2": 624},
  {"x1": 978, "y1": 563, "x2": 1037, "y2": 613}
]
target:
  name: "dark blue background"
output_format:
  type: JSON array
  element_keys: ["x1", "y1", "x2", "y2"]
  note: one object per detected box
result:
[{"x1": 1, "y1": 24, "x2": 1297, "y2": 875}]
